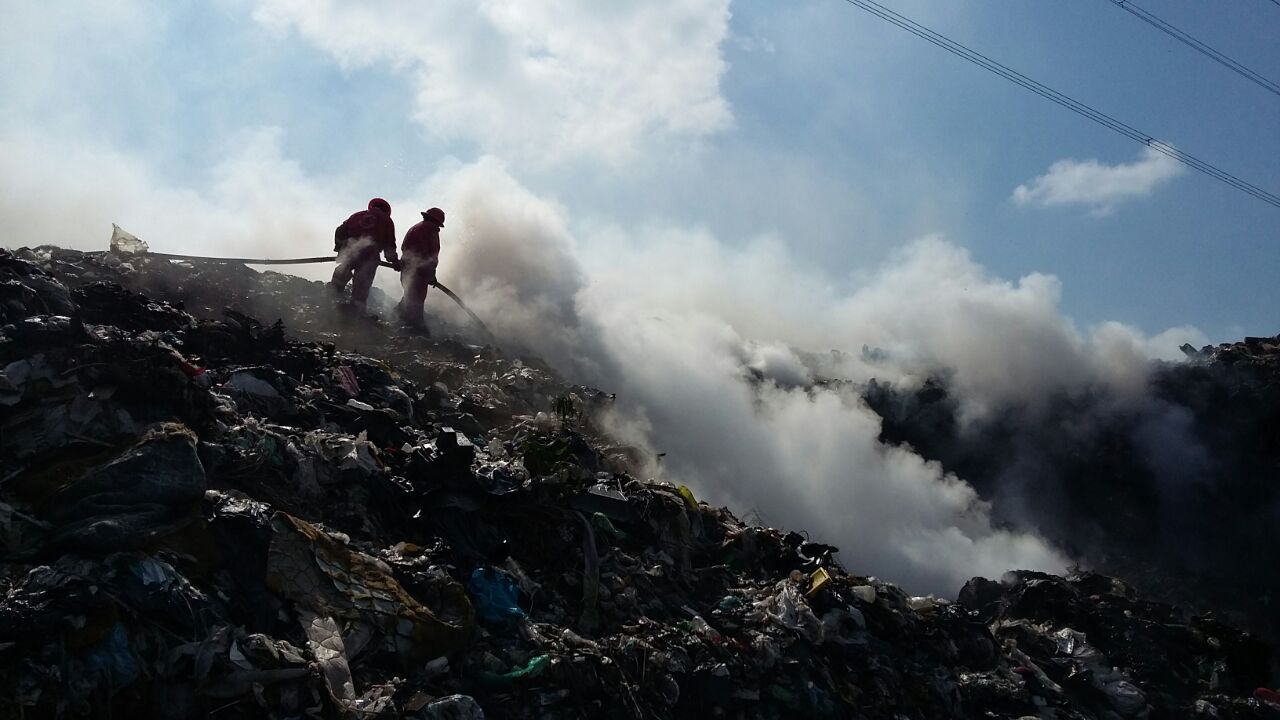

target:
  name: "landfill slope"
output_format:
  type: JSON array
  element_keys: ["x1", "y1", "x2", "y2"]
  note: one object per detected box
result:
[
  {"x1": 863, "y1": 333, "x2": 1280, "y2": 654},
  {"x1": 1, "y1": 246, "x2": 1277, "y2": 719}
]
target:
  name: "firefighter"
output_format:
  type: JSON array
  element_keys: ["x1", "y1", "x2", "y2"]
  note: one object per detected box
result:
[
  {"x1": 396, "y1": 207, "x2": 445, "y2": 331},
  {"x1": 330, "y1": 198, "x2": 400, "y2": 310}
]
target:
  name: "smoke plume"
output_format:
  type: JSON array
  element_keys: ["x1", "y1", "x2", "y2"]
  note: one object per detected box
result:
[
  {"x1": 3, "y1": 143, "x2": 1220, "y2": 597},
  {"x1": 422, "y1": 159, "x2": 1218, "y2": 594}
]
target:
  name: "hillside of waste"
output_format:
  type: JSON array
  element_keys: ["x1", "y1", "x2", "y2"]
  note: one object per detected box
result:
[
  {"x1": 862, "y1": 332, "x2": 1280, "y2": 656},
  {"x1": 1, "y1": 245, "x2": 1278, "y2": 719}
]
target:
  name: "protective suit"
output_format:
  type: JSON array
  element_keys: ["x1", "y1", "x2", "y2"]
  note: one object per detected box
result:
[
  {"x1": 396, "y1": 208, "x2": 444, "y2": 328},
  {"x1": 330, "y1": 198, "x2": 399, "y2": 308}
]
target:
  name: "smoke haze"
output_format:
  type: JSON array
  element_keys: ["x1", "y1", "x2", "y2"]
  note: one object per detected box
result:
[
  {"x1": 414, "y1": 159, "x2": 1220, "y2": 594},
  {"x1": 2, "y1": 136, "x2": 1221, "y2": 596}
]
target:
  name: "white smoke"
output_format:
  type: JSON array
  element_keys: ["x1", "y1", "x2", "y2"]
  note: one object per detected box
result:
[
  {"x1": 1, "y1": 0, "x2": 1251, "y2": 602},
  {"x1": 335, "y1": 237, "x2": 378, "y2": 262},
  {"x1": 2, "y1": 138, "x2": 1208, "y2": 596},
  {"x1": 419, "y1": 159, "x2": 1215, "y2": 594},
  {"x1": 0, "y1": 128, "x2": 348, "y2": 284},
  {"x1": 400, "y1": 241, "x2": 438, "y2": 276},
  {"x1": 743, "y1": 342, "x2": 813, "y2": 388}
]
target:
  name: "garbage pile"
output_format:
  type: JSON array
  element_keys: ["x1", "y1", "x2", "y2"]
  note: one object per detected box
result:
[
  {"x1": 1181, "y1": 334, "x2": 1280, "y2": 369},
  {"x1": 2, "y1": 245, "x2": 1278, "y2": 719},
  {"x1": 866, "y1": 330, "x2": 1280, "y2": 660},
  {"x1": 7, "y1": 243, "x2": 410, "y2": 344}
]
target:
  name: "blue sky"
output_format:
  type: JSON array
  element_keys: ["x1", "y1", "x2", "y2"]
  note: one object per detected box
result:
[{"x1": 3, "y1": 0, "x2": 1277, "y2": 339}]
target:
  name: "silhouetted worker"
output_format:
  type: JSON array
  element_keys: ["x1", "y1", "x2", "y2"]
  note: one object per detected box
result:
[
  {"x1": 397, "y1": 207, "x2": 445, "y2": 330},
  {"x1": 330, "y1": 197, "x2": 400, "y2": 310}
]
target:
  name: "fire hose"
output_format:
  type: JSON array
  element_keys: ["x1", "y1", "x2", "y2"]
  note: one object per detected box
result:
[{"x1": 133, "y1": 250, "x2": 491, "y2": 335}]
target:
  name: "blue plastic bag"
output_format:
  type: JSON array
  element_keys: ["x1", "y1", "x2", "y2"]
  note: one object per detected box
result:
[
  {"x1": 84, "y1": 623, "x2": 138, "y2": 693},
  {"x1": 468, "y1": 567, "x2": 525, "y2": 625}
]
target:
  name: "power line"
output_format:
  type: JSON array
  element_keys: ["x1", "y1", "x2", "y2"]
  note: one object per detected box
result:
[
  {"x1": 838, "y1": 0, "x2": 1280, "y2": 209},
  {"x1": 1107, "y1": 0, "x2": 1280, "y2": 98}
]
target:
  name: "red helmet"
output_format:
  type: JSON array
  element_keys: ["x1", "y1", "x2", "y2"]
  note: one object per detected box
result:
[
  {"x1": 368, "y1": 198, "x2": 391, "y2": 214},
  {"x1": 423, "y1": 207, "x2": 445, "y2": 227}
]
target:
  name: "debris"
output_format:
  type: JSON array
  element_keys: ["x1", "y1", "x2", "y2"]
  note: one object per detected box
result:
[
  {"x1": 300, "y1": 609, "x2": 357, "y2": 709},
  {"x1": 468, "y1": 566, "x2": 526, "y2": 627},
  {"x1": 265, "y1": 512, "x2": 474, "y2": 660},
  {"x1": 749, "y1": 579, "x2": 825, "y2": 644},
  {"x1": 45, "y1": 423, "x2": 207, "y2": 551},
  {"x1": 109, "y1": 223, "x2": 149, "y2": 254},
  {"x1": 421, "y1": 694, "x2": 487, "y2": 719},
  {"x1": 851, "y1": 584, "x2": 877, "y2": 604},
  {"x1": 808, "y1": 566, "x2": 832, "y2": 597},
  {"x1": 0, "y1": 245, "x2": 1273, "y2": 719}
]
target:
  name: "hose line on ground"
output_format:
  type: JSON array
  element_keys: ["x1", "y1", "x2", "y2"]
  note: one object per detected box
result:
[{"x1": 129, "y1": 250, "x2": 491, "y2": 335}]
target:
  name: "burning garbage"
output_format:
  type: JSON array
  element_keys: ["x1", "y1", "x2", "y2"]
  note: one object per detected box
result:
[{"x1": 1, "y1": 245, "x2": 1276, "y2": 718}]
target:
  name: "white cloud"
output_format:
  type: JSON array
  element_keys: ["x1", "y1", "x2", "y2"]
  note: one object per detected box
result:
[
  {"x1": 732, "y1": 32, "x2": 776, "y2": 55},
  {"x1": 249, "y1": 0, "x2": 732, "y2": 166},
  {"x1": 0, "y1": 3, "x2": 161, "y2": 136},
  {"x1": 1012, "y1": 146, "x2": 1184, "y2": 215}
]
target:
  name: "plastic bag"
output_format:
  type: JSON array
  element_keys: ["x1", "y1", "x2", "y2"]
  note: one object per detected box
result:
[
  {"x1": 421, "y1": 694, "x2": 486, "y2": 719},
  {"x1": 468, "y1": 567, "x2": 525, "y2": 625},
  {"x1": 109, "y1": 224, "x2": 149, "y2": 254},
  {"x1": 84, "y1": 622, "x2": 139, "y2": 694},
  {"x1": 750, "y1": 581, "x2": 824, "y2": 643}
]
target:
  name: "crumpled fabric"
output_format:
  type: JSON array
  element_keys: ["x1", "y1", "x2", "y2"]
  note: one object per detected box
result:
[
  {"x1": 265, "y1": 512, "x2": 473, "y2": 660},
  {"x1": 299, "y1": 609, "x2": 356, "y2": 709}
]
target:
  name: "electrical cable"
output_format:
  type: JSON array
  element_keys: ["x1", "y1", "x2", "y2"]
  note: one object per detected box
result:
[
  {"x1": 1108, "y1": 0, "x2": 1280, "y2": 98},
  {"x1": 838, "y1": 0, "x2": 1280, "y2": 208}
]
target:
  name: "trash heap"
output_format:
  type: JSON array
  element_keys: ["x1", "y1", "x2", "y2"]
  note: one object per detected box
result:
[
  {"x1": 2, "y1": 246, "x2": 1278, "y2": 719},
  {"x1": 1181, "y1": 335, "x2": 1280, "y2": 369},
  {"x1": 864, "y1": 327, "x2": 1280, "y2": 664}
]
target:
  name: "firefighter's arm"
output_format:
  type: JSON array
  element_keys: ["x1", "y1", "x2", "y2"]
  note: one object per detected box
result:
[
  {"x1": 383, "y1": 221, "x2": 401, "y2": 267},
  {"x1": 384, "y1": 249, "x2": 402, "y2": 271},
  {"x1": 383, "y1": 236, "x2": 402, "y2": 269}
]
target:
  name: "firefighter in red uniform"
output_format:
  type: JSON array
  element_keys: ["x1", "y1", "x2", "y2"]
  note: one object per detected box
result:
[
  {"x1": 396, "y1": 207, "x2": 445, "y2": 330},
  {"x1": 330, "y1": 198, "x2": 400, "y2": 310}
]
